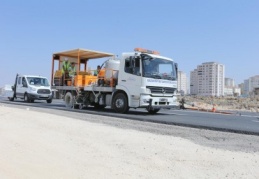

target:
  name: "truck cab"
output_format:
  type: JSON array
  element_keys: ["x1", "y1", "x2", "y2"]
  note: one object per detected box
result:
[
  {"x1": 114, "y1": 48, "x2": 178, "y2": 113},
  {"x1": 9, "y1": 74, "x2": 52, "y2": 103}
]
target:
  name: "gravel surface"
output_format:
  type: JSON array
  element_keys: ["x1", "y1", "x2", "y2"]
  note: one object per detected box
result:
[
  {"x1": 0, "y1": 104, "x2": 259, "y2": 178},
  {"x1": 22, "y1": 103, "x2": 259, "y2": 153}
]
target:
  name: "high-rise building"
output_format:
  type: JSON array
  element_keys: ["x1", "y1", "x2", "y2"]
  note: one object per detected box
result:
[
  {"x1": 244, "y1": 79, "x2": 249, "y2": 95},
  {"x1": 243, "y1": 75, "x2": 259, "y2": 95},
  {"x1": 190, "y1": 62, "x2": 225, "y2": 96},
  {"x1": 190, "y1": 69, "x2": 198, "y2": 95},
  {"x1": 177, "y1": 71, "x2": 188, "y2": 95},
  {"x1": 225, "y1": 78, "x2": 235, "y2": 87},
  {"x1": 238, "y1": 83, "x2": 244, "y2": 95},
  {"x1": 224, "y1": 78, "x2": 241, "y2": 96}
]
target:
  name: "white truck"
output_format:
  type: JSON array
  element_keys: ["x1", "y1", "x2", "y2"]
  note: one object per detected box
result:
[
  {"x1": 51, "y1": 48, "x2": 179, "y2": 114},
  {"x1": 9, "y1": 74, "x2": 53, "y2": 103}
]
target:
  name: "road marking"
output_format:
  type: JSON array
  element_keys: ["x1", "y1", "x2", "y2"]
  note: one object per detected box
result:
[
  {"x1": 240, "y1": 115, "x2": 259, "y2": 118},
  {"x1": 252, "y1": 120, "x2": 259, "y2": 123},
  {"x1": 160, "y1": 111, "x2": 187, "y2": 116}
]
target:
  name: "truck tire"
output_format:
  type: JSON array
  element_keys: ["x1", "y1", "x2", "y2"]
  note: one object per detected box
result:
[
  {"x1": 46, "y1": 99, "x2": 52, "y2": 103},
  {"x1": 112, "y1": 93, "x2": 129, "y2": 113},
  {"x1": 147, "y1": 108, "x2": 160, "y2": 114},
  {"x1": 24, "y1": 93, "x2": 30, "y2": 103},
  {"x1": 64, "y1": 92, "x2": 74, "y2": 108}
]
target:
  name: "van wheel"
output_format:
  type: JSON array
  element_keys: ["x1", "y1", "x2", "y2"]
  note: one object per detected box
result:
[
  {"x1": 8, "y1": 97, "x2": 14, "y2": 101},
  {"x1": 46, "y1": 99, "x2": 52, "y2": 103},
  {"x1": 24, "y1": 93, "x2": 30, "y2": 103},
  {"x1": 112, "y1": 93, "x2": 129, "y2": 113},
  {"x1": 147, "y1": 108, "x2": 160, "y2": 114},
  {"x1": 64, "y1": 92, "x2": 74, "y2": 108}
]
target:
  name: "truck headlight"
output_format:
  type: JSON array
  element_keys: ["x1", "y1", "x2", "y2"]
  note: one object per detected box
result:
[
  {"x1": 143, "y1": 99, "x2": 150, "y2": 103},
  {"x1": 146, "y1": 88, "x2": 151, "y2": 93}
]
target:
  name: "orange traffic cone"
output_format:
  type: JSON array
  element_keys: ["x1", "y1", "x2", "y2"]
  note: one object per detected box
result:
[{"x1": 212, "y1": 105, "x2": 216, "y2": 112}]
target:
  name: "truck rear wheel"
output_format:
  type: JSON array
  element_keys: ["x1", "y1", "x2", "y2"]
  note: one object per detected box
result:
[
  {"x1": 64, "y1": 92, "x2": 74, "y2": 108},
  {"x1": 112, "y1": 93, "x2": 129, "y2": 113}
]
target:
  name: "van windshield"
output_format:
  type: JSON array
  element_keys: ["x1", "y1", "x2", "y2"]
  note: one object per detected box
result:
[{"x1": 27, "y1": 77, "x2": 50, "y2": 86}]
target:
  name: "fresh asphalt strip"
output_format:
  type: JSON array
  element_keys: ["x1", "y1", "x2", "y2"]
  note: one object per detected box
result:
[{"x1": 1, "y1": 100, "x2": 259, "y2": 136}]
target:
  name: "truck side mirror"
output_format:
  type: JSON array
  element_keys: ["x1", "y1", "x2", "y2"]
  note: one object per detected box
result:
[{"x1": 175, "y1": 63, "x2": 178, "y2": 79}]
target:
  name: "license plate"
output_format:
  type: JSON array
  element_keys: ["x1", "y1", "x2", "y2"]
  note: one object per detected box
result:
[
  {"x1": 160, "y1": 98, "x2": 167, "y2": 102},
  {"x1": 41, "y1": 94, "x2": 48, "y2": 97}
]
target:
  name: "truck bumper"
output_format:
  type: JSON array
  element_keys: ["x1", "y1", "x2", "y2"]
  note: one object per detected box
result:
[
  {"x1": 139, "y1": 94, "x2": 179, "y2": 109},
  {"x1": 27, "y1": 93, "x2": 52, "y2": 100}
]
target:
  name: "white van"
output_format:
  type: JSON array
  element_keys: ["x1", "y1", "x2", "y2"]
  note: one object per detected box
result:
[{"x1": 9, "y1": 74, "x2": 52, "y2": 103}]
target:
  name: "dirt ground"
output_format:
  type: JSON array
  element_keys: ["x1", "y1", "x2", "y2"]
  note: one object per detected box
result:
[
  {"x1": 179, "y1": 96, "x2": 259, "y2": 113},
  {"x1": 0, "y1": 105, "x2": 259, "y2": 179}
]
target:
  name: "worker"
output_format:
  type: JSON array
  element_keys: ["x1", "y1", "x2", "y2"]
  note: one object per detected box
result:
[
  {"x1": 94, "y1": 65, "x2": 101, "y2": 76},
  {"x1": 96, "y1": 65, "x2": 105, "y2": 86},
  {"x1": 68, "y1": 62, "x2": 76, "y2": 85},
  {"x1": 179, "y1": 98, "x2": 186, "y2": 109}
]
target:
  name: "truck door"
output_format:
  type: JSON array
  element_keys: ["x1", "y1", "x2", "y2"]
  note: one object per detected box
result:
[
  {"x1": 120, "y1": 56, "x2": 142, "y2": 107},
  {"x1": 17, "y1": 77, "x2": 27, "y2": 98}
]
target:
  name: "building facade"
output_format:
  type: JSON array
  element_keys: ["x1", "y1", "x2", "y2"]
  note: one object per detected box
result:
[
  {"x1": 190, "y1": 62, "x2": 225, "y2": 96},
  {"x1": 243, "y1": 75, "x2": 259, "y2": 95},
  {"x1": 224, "y1": 78, "x2": 241, "y2": 96},
  {"x1": 177, "y1": 71, "x2": 188, "y2": 95},
  {"x1": 190, "y1": 69, "x2": 198, "y2": 95},
  {"x1": 225, "y1": 78, "x2": 235, "y2": 87}
]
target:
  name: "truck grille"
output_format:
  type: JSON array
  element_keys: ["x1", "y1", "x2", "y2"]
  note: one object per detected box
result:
[
  {"x1": 37, "y1": 89, "x2": 51, "y2": 94},
  {"x1": 146, "y1": 86, "x2": 176, "y2": 94}
]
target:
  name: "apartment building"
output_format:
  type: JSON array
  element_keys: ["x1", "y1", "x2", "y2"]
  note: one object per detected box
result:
[
  {"x1": 225, "y1": 78, "x2": 235, "y2": 87},
  {"x1": 243, "y1": 75, "x2": 259, "y2": 95},
  {"x1": 224, "y1": 78, "x2": 241, "y2": 96},
  {"x1": 177, "y1": 71, "x2": 188, "y2": 95},
  {"x1": 190, "y1": 62, "x2": 225, "y2": 96},
  {"x1": 190, "y1": 69, "x2": 198, "y2": 95}
]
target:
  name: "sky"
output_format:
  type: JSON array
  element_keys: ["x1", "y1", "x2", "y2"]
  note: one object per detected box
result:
[{"x1": 0, "y1": 0, "x2": 258, "y2": 87}]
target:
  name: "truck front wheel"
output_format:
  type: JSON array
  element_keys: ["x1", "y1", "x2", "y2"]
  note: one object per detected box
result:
[
  {"x1": 46, "y1": 99, "x2": 52, "y2": 103},
  {"x1": 112, "y1": 93, "x2": 129, "y2": 113}
]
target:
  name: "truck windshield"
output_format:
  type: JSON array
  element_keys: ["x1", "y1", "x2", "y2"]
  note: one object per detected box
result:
[
  {"x1": 141, "y1": 55, "x2": 177, "y2": 80},
  {"x1": 26, "y1": 77, "x2": 50, "y2": 86}
]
